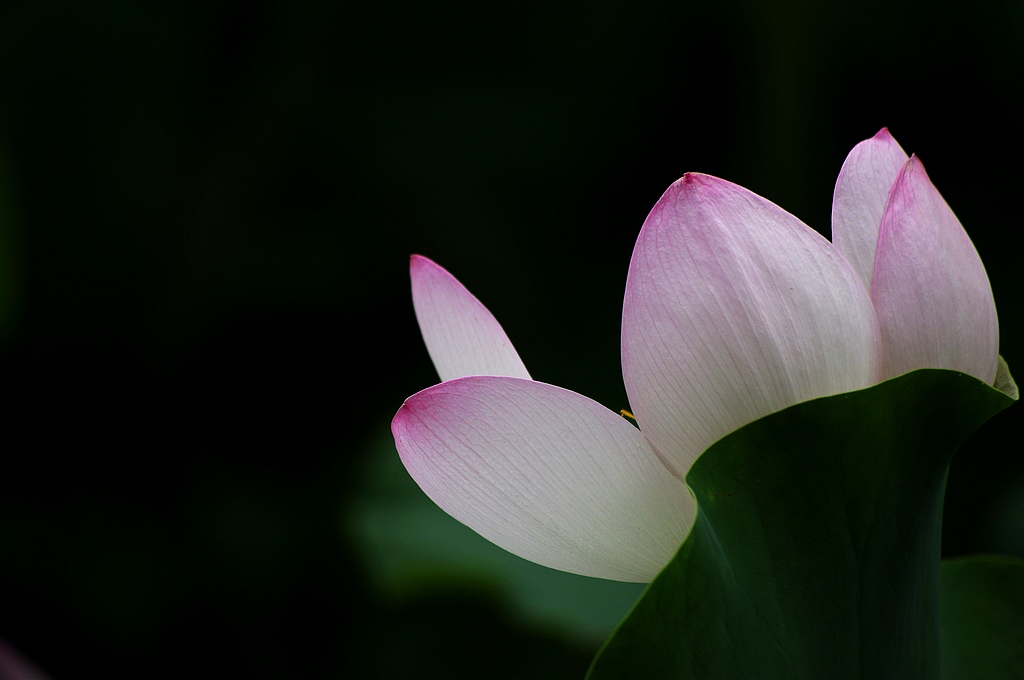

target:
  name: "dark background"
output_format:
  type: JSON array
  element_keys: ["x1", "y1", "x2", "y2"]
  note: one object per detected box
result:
[{"x1": 1, "y1": 0, "x2": 1022, "y2": 678}]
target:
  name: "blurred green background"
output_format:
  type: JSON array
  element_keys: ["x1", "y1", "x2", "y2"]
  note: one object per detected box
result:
[{"x1": 1, "y1": 0, "x2": 1022, "y2": 677}]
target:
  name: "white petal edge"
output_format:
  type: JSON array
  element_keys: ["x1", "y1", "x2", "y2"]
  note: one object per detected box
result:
[
  {"x1": 871, "y1": 156, "x2": 999, "y2": 384},
  {"x1": 622, "y1": 173, "x2": 881, "y2": 479},
  {"x1": 410, "y1": 255, "x2": 531, "y2": 382},
  {"x1": 831, "y1": 128, "x2": 909, "y2": 290},
  {"x1": 392, "y1": 375, "x2": 694, "y2": 582}
]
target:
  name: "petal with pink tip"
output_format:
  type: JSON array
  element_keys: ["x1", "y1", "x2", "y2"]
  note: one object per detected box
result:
[
  {"x1": 392, "y1": 376, "x2": 693, "y2": 582},
  {"x1": 832, "y1": 128, "x2": 909, "y2": 289},
  {"x1": 871, "y1": 157, "x2": 999, "y2": 384},
  {"x1": 622, "y1": 174, "x2": 881, "y2": 479},
  {"x1": 410, "y1": 255, "x2": 531, "y2": 382}
]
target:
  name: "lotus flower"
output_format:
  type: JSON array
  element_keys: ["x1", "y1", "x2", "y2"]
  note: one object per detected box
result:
[{"x1": 391, "y1": 129, "x2": 999, "y2": 582}]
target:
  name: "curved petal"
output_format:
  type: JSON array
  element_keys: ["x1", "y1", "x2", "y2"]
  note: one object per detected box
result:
[
  {"x1": 622, "y1": 173, "x2": 881, "y2": 479},
  {"x1": 871, "y1": 157, "x2": 999, "y2": 384},
  {"x1": 392, "y1": 376, "x2": 694, "y2": 582},
  {"x1": 410, "y1": 255, "x2": 531, "y2": 382},
  {"x1": 831, "y1": 128, "x2": 909, "y2": 289}
]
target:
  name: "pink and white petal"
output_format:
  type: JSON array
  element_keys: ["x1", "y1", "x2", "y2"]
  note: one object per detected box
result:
[
  {"x1": 392, "y1": 376, "x2": 693, "y2": 582},
  {"x1": 831, "y1": 128, "x2": 909, "y2": 289},
  {"x1": 411, "y1": 255, "x2": 531, "y2": 382},
  {"x1": 622, "y1": 174, "x2": 881, "y2": 479},
  {"x1": 871, "y1": 157, "x2": 999, "y2": 384}
]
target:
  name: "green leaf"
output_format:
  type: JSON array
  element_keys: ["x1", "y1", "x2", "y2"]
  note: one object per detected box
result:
[
  {"x1": 588, "y1": 366, "x2": 1017, "y2": 680},
  {"x1": 940, "y1": 555, "x2": 1024, "y2": 680}
]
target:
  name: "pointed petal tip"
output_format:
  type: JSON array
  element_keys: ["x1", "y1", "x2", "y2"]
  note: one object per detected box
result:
[
  {"x1": 889, "y1": 156, "x2": 935, "y2": 206},
  {"x1": 660, "y1": 173, "x2": 740, "y2": 208},
  {"x1": 675, "y1": 172, "x2": 716, "y2": 188},
  {"x1": 409, "y1": 254, "x2": 532, "y2": 382},
  {"x1": 409, "y1": 254, "x2": 474, "y2": 291},
  {"x1": 872, "y1": 150, "x2": 999, "y2": 384},
  {"x1": 392, "y1": 393, "x2": 413, "y2": 419},
  {"x1": 868, "y1": 127, "x2": 906, "y2": 154},
  {"x1": 831, "y1": 129, "x2": 911, "y2": 289},
  {"x1": 410, "y1": 253, "x2": 438, "y2": 274}
]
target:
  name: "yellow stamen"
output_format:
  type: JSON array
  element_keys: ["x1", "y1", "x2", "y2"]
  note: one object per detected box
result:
[{"x1": 619, "y1": 409, "x2": 636, "y2": 421}]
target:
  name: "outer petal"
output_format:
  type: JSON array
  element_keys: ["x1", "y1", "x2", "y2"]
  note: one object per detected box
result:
[
  {"x1": 871, "y1": 157, "x2": 999, "y2": 384},
  {"x1": 831, "y1": 128, "x2": 909, "y2": 289},
  {"x1": 622, "y1": 174, "x2": 881, "y2": 479},
  {"x1": 392, "y1": 376, "x2": 694, "y2": 582},
  {"x1": 410, "y1": 255, "x2": 531, "y2": 382}
]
